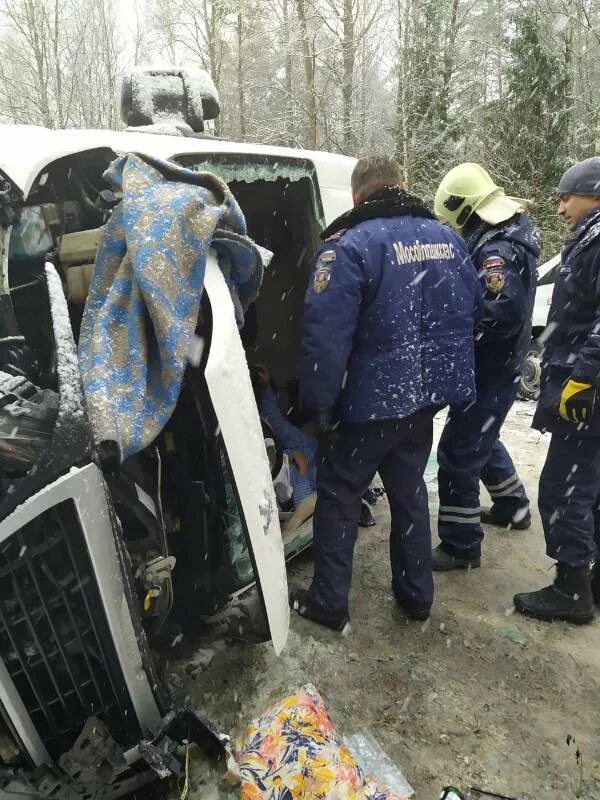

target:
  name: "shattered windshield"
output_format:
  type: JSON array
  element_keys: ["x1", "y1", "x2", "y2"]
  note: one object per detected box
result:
[{"x1": 174, "y1": 153, "x2": 326, "y2": 228}]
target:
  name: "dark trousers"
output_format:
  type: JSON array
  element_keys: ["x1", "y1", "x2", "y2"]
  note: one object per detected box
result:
[
  {"x1": 540, "y1": 433, "x2": 600, "y2": 566},
  {"x1": 437, "y1": 378, "x2": 528, "y2": 558},
  {"x1": 309, "y1": 409, "x2": 436, "y2": 615}
]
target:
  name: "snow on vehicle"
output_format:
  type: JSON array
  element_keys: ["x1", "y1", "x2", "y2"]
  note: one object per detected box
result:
[
  {"x1": 0, "y1": 68, "x2": 354, "y2": 797},
  {"x1": 518, "y1": 254, "x2": 559, "y2": 400}
]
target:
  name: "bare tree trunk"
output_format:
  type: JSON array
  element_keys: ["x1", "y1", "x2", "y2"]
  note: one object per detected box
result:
[
  {"x1": 496, "y1": 0, "x2": 504, "y2": 100},
  {"x1": 283, "y1": 0, "x2": 295, "y2": 145},
  {"x1": 103, "y1": 1, "x2": 119, "y2": 128},
  {"x1": 394, "y1": 0, "x2": 410, "y2": 181},
  {"x1": 341, "y1": 0, "x2": 355, "y2": 153},
  {"x1": 21, "y1": 0, "x2": 53, "y2": 126},
  {"x1": 133, "y1": 0, "x2": 148, "y2": 65},
  {"x1": 439, "y1": 0, "x2": 459, "y2": 125},
  {"x1": 203, "y1": 0, "x2": 224, "y2": 134},
  {"x1": 203, "y1": 0, "x2": 217, "y2": 82},
  {"x1": 236, "y1": 11, "x2": 246, "y2": 139},
  {"x1": 295, "y1": 0, "x2": 317, "y2": 148},
  {"x1": 359, "y1": 17, "x2": 367, "y2": 149},
  {"x1": 53, "y1": 0, "x2": 65, "y2": 127}
]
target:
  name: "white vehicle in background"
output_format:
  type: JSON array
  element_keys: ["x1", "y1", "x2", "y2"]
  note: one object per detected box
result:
[{"x1": 518, "y1": 254, "x2": 560, "y2": 400}]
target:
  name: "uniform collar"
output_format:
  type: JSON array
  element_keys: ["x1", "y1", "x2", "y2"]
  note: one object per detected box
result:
[
  {"x1": 574, "y1": 204, "x2": 600, "y2": 235},
  {"x1": 320, "y1": 186, "x2": 434, "y2": 240},
  {"x1": 564, "y1": 205, "x2": 600, "y2": 260},
  {"x1": 463, "y1": 215, "x2": 514, "y2": 256}
]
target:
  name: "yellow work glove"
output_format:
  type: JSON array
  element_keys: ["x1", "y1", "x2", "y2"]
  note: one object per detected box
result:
[{"x1": 558, "y1": 379, "x2": 597, "y2": 423}]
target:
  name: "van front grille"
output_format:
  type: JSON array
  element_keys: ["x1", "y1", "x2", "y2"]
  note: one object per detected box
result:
[{"x1": 0, "y1": 501, "x2": 140, "y2": 760}]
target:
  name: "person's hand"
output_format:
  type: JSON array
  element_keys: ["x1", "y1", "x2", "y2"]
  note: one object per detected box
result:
[
  {"x1": 290, "y1": 450, "x2": 309, "y2": 475},
  {"x1": 314, "y1": 411, "x2": 340, "y2": 444},
  {"x1": 558, "y1": 378, "x2": 597, "y2": 423},
  {"x1": 316, "y1": 411, "x2": 337, "y2": 433},
  {"x1": 254, "y1": 363, "x2": 270, "y2": 389}
]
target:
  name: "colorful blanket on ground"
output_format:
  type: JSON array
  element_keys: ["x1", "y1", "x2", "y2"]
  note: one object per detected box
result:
[
  {"x1": 236, "y1": 685, "x2": 407, "y2": 800},
  {"x1": 79, "y1": 153, "x2": 263, "y2": 461}
]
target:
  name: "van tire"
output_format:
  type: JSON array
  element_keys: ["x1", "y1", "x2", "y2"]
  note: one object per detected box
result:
[{"x1": 518, "y1": 340, "x2": 542, "y2": 401}]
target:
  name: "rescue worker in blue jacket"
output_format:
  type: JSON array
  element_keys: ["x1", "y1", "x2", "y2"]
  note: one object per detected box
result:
[
  {"x1": 431, "y1": 164, "x2": 540, "y2": 571},
  {"x1": 514, "y1": 158, "x2": 600, "y2": 624},
  {"x1": 289, "y1": 156, "x2": 481, "y2": 632}
]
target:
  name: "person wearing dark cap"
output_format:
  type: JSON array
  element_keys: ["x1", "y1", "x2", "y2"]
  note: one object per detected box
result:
[{"x1": 514, "y1": 157, "x2": 600, "y2": 624}]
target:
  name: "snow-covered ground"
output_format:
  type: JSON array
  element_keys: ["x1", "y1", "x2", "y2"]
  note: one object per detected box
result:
[{"x1": 159, "y1": 400, "x2": 600, "y2": 800}]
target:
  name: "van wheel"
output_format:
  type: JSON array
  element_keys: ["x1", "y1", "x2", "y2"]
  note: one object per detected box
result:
[{"x1": 518, "y1": 342, "x2": 542, "y2": 401}]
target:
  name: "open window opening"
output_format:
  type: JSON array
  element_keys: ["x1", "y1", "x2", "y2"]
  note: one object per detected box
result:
[
  {"x1": 176, "y1": 154, "x2": 323, "y2": 397},
  {"x1": 0, "y1": 149, "x2": 116, "y2": 501},
  {"x1": 7, "y1": 148, "x2": 115, "y2": 382}
]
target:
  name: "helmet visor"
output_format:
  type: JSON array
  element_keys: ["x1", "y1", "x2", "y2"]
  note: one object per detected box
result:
[{"x1": 475, "y1": 191, "x2": 528, "y2": 226}]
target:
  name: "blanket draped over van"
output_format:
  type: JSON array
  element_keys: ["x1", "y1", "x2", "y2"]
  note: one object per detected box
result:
[{"x1": 79, "y1": 153, "x2": 263, "y2": 461}]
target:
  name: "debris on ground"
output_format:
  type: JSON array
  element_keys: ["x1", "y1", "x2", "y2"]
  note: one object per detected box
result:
[
  {"x1": 497, "y1": 626, "x2": 528, "y2": 645},
  {"x1": 345, "y1": 731, "x2": 414, "y2": 797},
  {"x1": 192, "y1": 648, "x2": 217, "y2": 669},
  {"x1": 235, "y1": 685, "x2": 409, "y2": 799}
]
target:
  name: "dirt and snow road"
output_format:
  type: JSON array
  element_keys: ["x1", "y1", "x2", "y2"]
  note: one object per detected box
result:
[{"x1": 166, "y1": 401, "x2": 600, "y2": 800}]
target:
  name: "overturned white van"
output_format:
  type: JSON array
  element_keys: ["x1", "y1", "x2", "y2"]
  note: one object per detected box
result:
[{"x1": 0, "y1": 69, "x2": 355, "y2": 797}]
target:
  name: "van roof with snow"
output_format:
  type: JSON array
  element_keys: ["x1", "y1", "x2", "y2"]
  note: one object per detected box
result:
[{"x1": 0, "y1": 123, "x2": 355, "y2": 221}]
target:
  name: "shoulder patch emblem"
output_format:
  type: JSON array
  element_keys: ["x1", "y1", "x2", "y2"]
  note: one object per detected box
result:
[
  {"x1": 325, "y1": 228, "x2": 347, "y2": 242},
  {"x1": 482, "y1": 256, "x2": 506, "y2": 293},
  {"x1": 317, "y1": 249, "x2": 337, "y2": 263},
  {"x1": 313, "y1": 266, "x2": 332, "y2": 294},
  {"x1": 484, "y1": 271, "x2": 505, "y2": 293}
]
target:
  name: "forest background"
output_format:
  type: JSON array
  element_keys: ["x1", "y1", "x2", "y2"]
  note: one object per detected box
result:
[{"x1": 1, "y1": 0, "x2": 598, "y2": 257}]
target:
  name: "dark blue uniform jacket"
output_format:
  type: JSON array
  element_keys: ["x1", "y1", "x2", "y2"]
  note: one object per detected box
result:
[
  {"x1": 464, "y1": 213, "x2": 539, "y2": 382},
  {"x1": 533, "y1": 205, "x2": 600, "y2": 436},
  {"x1": 300, "y1": 188, "x2": 481, "y2": 423}
]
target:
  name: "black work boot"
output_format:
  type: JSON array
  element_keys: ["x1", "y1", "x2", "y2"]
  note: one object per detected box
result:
[
  {"x1": 514, "y1": 564, "x2": 595, "y2": 625},
  {"x1": 431, "y1": 544, "x2": 481, "y2": 572},
  {"x1": 481, "y1": 502, "x2": 531, "y2": 530},
  {"x1": 395, "y1": 596, "x2": 431, "y2": 621},
  {"x1": 289, "y1": 588, "x2": 350, "y2": 633},
  {"x1": 592, "y1": 561, "x2": 600, "y2": 606}
]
